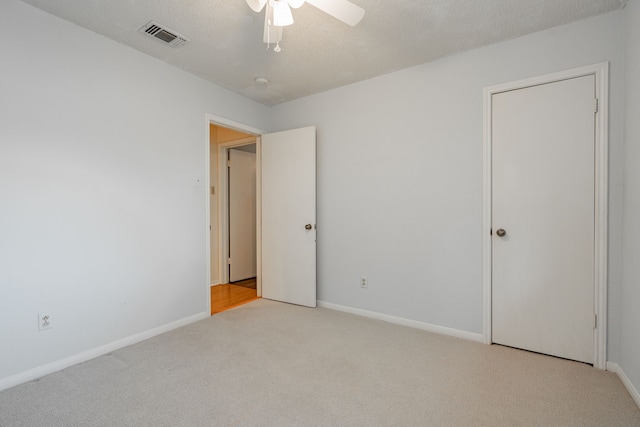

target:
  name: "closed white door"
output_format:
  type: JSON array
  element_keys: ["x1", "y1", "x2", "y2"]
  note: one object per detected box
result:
[
  {"x1": 261, "y1": 126, "x2": 316, "y2": 307},
  {"x1": 492, "y1": 75, "x2": 595, "y2": 364},
  {"x1": 229, "y1": 148, "x2": 257, "y2": 282}
]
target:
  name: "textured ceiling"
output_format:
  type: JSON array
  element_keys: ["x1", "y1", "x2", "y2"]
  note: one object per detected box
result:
[{"x1": 19, "y1": 0, "x2": 626, "y2": 106}]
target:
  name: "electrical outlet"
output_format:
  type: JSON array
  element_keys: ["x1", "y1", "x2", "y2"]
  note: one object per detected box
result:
[
  {"x1": 38, "y1": 312, "x2": 52, "y2": 331},
  {"x1": 361, "y1": 277, "x2": 368, "y2": 288}
]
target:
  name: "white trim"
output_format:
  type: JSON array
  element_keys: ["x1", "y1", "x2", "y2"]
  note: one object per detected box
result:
[
  {"x1": 205, "y1": 115, "x2": 213, "y2": 317},
  {"x1": 204, "y1": 114, "x2": 266, "y2": 313},
  {"x1": 205, "y1": 114, "x2": 264, "y2": 136},
  {"x1": 255, "y1": 136, "x2": 262, "y2": 297},
  {"x1": 607, "y1": 362, "x2": 640, "y2": 409},
  {"x1": 0, "y1": 312, "x2": 208, "y2": 392},
  {"x1": 318, "y1": 301, "x2": 484, "y2": 343},
  {"x1": 594, "y1": 63, "x2": 609, "y2": 370},
  {"x1": 210, "y1": 280, "x2": 220, "y2": 286},
  {"x1": 482, "y1": 62, "x2": 609, "y2": 369},
  {"x1": 218, "y1": 136, "x2": 257, "y2": 146}
]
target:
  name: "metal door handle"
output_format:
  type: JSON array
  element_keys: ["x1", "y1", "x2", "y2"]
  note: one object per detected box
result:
[
  {"x1": 305, "y1": 224, "x2": 313, "y2": 230},
  {"x1": 496, "y1": 228, "x2": 506, "y2": 237}
]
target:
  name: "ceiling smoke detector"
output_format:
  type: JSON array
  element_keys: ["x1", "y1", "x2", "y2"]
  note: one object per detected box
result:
[{"x1": 138, "y1": 21, "x2": 188, "y2": 48}]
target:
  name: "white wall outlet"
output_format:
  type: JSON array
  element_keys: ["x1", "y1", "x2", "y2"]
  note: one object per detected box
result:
[
  {"x1": 361, "y1": 277, "x2": 368, "y2": 288},
  {"x1": 38, "y1": 312, "x2": 52, "y2": 331}
]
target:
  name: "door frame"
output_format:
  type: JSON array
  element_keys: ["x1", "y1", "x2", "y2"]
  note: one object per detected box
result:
[
  {"x1": 482, "y1": 62, "x2": 609, "y2": 369},
  {"x1": 219, "y1": 137, "x2": 259, "y2": 286},
  {"x1": 205, "y1": 114, "x2": 265, "y2": 316}
]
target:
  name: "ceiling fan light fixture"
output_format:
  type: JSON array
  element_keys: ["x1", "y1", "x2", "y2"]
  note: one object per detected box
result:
[
  {"x1": 288, "y1": 0, "x2": 306, "y2": 8},
  {"x1": 272, "y1": 0, "x2": 294, "y2": 26},
  {"x1": 246, "y1": 0, "x2": 267, "y2": 13},
  {"x1": 249, "y1": 0, "x2": 365, "y2": 52}
]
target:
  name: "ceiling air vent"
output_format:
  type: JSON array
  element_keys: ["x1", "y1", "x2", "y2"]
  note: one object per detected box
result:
[{"x1": 138, "y1": 21, "x2": 188, "y2": 48}]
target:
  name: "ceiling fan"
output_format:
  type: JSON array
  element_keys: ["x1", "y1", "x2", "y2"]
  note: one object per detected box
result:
[{"x1": 246, "y1": 0, "x2": 365, "y2": 52}]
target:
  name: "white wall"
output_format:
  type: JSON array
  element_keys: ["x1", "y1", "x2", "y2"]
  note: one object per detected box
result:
[
  {"x1": 0, "y1": 0, "x2": 270, "y2": 382},
  {"x1": 270, "y1": 11, "x2": 626, "y2": 350},
  {"x1": 620, "y1": 0, "x2": 640, "y2": 399}
]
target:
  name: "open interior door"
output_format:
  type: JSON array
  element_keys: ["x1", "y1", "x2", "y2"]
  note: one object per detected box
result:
[{"x1": 261, "y1": 126, "x2": 316, "y2": 307}]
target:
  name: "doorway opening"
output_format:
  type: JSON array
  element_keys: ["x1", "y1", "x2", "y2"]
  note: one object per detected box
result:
[
  {"x1": 207, "y1": 118, "x2": 262, "y2": 315},
  {"x1": 204, "y1": 117, "x2": 318, "y2": 314}
]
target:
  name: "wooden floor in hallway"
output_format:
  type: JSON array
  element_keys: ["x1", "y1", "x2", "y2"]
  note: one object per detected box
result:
[{"x1": 211, "y1": 279, "x2": 259, "y2": 315}]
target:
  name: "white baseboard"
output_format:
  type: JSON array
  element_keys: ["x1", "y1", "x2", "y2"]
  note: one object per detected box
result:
[
  {"x1": 210, "y1": 280, "x2": 220, "y2": 286},
  {"x1": 317, "y1": 300, "x2": 484, "y2": 343},
  {"x1": 607, "y1": 362, "x2": 640, "y2": 409},
  {"x1": 0, "y1": 311, "x2": 208, "y2": 392}
]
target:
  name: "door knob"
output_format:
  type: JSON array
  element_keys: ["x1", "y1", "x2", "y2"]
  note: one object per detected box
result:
[
  {"x1": 496, "y1": 228, "x2": 506, "y2": 237},
  {"x1": 305, "y1": 224, "x2": 313, "y2": 230}
]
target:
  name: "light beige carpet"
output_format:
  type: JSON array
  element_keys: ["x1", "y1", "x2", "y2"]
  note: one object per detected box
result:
[{"x1": 1, "y1": 299, "x2": 639, "y2": 426}]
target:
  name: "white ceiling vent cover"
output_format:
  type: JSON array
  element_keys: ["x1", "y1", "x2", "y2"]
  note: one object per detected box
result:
[{"x1": 138, "y1": 21, "x2": 188, "y2": 48}]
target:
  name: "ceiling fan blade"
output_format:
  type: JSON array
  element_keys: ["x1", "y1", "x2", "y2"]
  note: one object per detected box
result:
[
  {"x1": 305, "y1": 0, "x2": 364, "y2": 26},
  {"x1": 246, "y1": 0, "x2": 267, "y2": 13}
]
